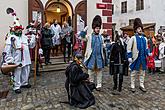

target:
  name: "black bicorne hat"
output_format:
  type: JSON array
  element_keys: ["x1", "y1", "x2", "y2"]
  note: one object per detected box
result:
[{"x1": 92, "y1": 15, "x2": 102, "y2": 29}]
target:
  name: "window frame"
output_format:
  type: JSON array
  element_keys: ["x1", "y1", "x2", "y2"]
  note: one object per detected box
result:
[
  {"x1": 121, "y1": 1, "x2": 127, "y2": 14},
  {"x1": 112, "y1": 4, "x2": 114, "y2": 15},
  {"x1": 136, "y1": 0, "x2": 144, "y2": 11}
]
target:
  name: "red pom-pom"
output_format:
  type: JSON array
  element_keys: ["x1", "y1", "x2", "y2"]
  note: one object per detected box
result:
[{"x1": 14, "y1": 25, "x2": 24, "y2": 30}]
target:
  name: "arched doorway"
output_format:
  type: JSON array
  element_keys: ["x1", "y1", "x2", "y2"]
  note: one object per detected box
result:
[
  {"x1": 75, "y1": 0, "x2": 87, "y2": 33},
  {"x1": 45, "y1": 0, "x2": 73, "y2": 27},
  {"x1": 28, "y1": 0, "x2": 44, "y2": 25}
]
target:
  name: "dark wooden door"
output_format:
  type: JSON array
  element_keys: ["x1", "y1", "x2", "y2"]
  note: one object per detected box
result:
[
  {"x1": 75, "y1": 0, "x2": 87, "y2": 32},
  {"x1": 28, "y1": 0, "x2": 44, "y2": 25}
]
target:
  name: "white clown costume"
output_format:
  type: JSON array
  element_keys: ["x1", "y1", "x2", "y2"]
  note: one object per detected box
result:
[{"x1": 4, "y1": 8, "x2": 34, "y2": 92}]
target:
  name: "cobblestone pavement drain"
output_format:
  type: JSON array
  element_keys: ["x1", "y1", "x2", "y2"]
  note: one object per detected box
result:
[{"x1": 0, "y1": 67, "x2": 165, "y2": 110}]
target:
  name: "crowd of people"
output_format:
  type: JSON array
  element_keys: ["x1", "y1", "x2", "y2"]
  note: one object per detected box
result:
[
  {"x1": 1, "y1": 8, "x2": 74, "y2": 94},
  {"x1": 65, "y1": 16, "x2": 165, "y2": 108},
  {"x1": 41, "y1": 19, "x2": 73, "y2": 64},
  {"x1": 1, "y1": 8, "x2": 165, "y2": 109}
]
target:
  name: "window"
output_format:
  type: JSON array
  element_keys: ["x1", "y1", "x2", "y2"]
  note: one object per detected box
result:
[
  {"x1": 112, "y1": 4, "x2": 114, "y2": 15},
  {"x1": 121, "y1": 1, "x2": 127, "y2": 13},
  {"x1": 136, "y1": 0, "x2": 144, "y2": 11},
  {"x1": 129, "y1": 19, "x2": 135, "y2": 26}
]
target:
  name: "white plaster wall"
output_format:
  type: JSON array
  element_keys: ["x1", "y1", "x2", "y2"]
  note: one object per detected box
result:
[
  {"x1": 87, "y1": 0, "x2": 107, "y2": 35},
  {"x1": 112, "y1": 0, "x2": 165, "y2": 34},
  {"x1": 0, "y1": 0, "x2": 104, "y2": 55},
  {"x1": 0, "y1": 0, "x2": 28, "y2": 56}
]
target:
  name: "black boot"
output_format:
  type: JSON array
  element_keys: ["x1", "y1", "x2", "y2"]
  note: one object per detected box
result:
[
  {"x1": 113, "y1": 74, "x2": 118, "y2": 90},
  {"x1": 118, "y1": 82, "x2": 123, "y2": 92},
  {"x1": 151, "y1": 69, "x2": 155, "y2": 74},
  {"x1": 118, "y1": 74, "x2": 123, "y2": 92},
  {"x1": 15, "y1": 89, "x2": 21, "y2": 94},
  {"x1": 148, "y1": 69, "x2": 151, "y2": 74}
]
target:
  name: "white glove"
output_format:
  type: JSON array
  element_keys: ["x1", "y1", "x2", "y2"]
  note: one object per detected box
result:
[
  {"x1": 128, "y1": 58, "x2": 132, "y2": 63},
  {"x1": 77, "y1": 31, "x2": 81, "y2": 35},
  {"x1": 103, "y1": 43, "x2": 106, "y2": 48},
  {"x1": 148, "y1": 53, "x2": 152, "y2": 56},
  {"x1": 39, "y1": 48, "x2": 43, "y2": 55},
  {"x1": 83, "y1": 26, "x2": 88, "y2": 31}
]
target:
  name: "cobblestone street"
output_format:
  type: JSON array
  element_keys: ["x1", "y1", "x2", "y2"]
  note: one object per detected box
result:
[{"x1": 0, "y1": 67, "x2": 165, "y2": 110}]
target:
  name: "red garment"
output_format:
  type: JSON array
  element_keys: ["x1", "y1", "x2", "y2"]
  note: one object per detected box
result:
[
  {"x1": 73, "y1": 34, "x2": 85, "y2": 51},
  {"x1": 147, "y1": 46, "x2": 158, "y2": 69}
]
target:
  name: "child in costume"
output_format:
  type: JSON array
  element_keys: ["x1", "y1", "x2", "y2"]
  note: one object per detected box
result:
[{"x1": 110, "y1": 34, "x2": 128, "y2": 92}]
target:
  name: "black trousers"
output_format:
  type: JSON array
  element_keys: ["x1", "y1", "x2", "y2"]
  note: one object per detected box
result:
[
  {"x1": 52, "y1": 45, "x2": 59, "y2": 56},
  {"x1": 113, "y1": 65, "x2": 124, "y2": 91},
  {"x1": 63, "y1": 43, "x2": 71, "y2": 62},
  {"x1": 43, "y1": 46, "x2": 51, "y2": 63}
]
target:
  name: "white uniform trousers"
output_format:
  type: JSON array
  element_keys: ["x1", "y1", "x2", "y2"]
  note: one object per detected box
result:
[
  {"x1": 13, "y1": 67, "x2": 22, "y2": 90},
  {"x1": 131, "y1": 70, "x2": 145, "y2": 89},
  {"x1": 88, "y1": 69, "x2": 103, "y2": 88},
  {"x1": 21, "y1": 65, "x2": 30, "y2": 86},
  {"x1": 13, "y1": 65, "x2": 30, "y2": 90}
]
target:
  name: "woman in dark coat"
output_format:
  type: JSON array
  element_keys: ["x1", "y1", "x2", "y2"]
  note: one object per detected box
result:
[
  {"x1": 110, "y1": 34, "x2": 128, "y2": 92},
  {"x1": 41, "y1": 23, "x2": 53, "y2": 65},
  {"x1": 65, "y1": 54, "x2": 95, "y2": 109}
]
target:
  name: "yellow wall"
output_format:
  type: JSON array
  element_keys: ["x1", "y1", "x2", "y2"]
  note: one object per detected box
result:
[{"x1": 45, "y1": 11, "x2": 61, "y2": 23}]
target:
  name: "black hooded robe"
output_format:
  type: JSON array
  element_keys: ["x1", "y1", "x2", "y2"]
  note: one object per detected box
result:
[{"x1": 65, "y1": 62, "x2": 95, "y2": 109}]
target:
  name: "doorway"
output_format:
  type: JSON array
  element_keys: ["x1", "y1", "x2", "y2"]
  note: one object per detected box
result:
[
  {"x1": 75, "y1": 0, "x2": 87, "y2": 33},
  {"x1": 45, "y1": 0, "x2": 73, "y2": 27}
]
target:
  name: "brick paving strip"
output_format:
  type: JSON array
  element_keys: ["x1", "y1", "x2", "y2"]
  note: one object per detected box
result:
[{"x1": 0, "y1": 67, "x2": 165, "y2": 110}]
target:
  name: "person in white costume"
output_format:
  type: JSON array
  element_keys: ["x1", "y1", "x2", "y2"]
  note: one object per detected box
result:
[
  {"x1": 4, "y1": 10, "x2": 34, "y2": 94},
  {"x1": 51, "y1": 19, "x2": 61, "y2": 56},
  {"x1": 159, "y1": 38, "x2": 165, "y2": 72}
]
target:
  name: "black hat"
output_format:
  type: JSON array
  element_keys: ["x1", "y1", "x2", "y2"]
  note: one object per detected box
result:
[
  {"x1": 92, "y1": 15, "x2": 102, "y2": 29},
  {"x1": 133, "y1": 18, "x2": 143, "y2": 32}
]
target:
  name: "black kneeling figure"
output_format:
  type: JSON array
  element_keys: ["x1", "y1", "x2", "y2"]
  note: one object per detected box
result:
[{"x1": 65, "y1": 54, "x2": 95, "y2": 109}]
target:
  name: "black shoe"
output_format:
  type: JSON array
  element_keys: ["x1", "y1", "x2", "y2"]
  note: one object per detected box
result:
[
  {"x1": 64, "y1": 59, "x2": 66, "y2": 63},
  {"x1": 21, "y1": 84, "x2": 31, "y2": 88},
  {"x1": 139, "y1": 86, "x2": 147, "y2": 92},
  {"x1": 96, "y1": 87, "x2": 102, "y2": 91},
  {"x1": 15, "y1": 89, "x2": 21, "y2": 94},
  {"x1": 112, "y1": 90, "x2": 120, "y2": 95},
  {"x1": 113, "y1": 86, "x2": 117, "y2": 90},
  {"x1": 45, "y1": 62, "x2": 48, "y2": 65},
  {"x1": 48, "y1": 62, "x2": 52, "y2": 64},
  {"x1": 131, "y1": 88, "x2": 136, "y2": 93},
  {"x1": 36, "y1": 73, "x2": 41, "y2": 76},
  {"x1": 118, "y1": 87, "x2": 122, "y2": 92}
]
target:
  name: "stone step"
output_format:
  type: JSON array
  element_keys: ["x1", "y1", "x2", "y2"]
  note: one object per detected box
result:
[
  {"x1": 42, "y1": 61, "x2": 65, "y2": 66},
  {"x1": 31, "y1": 63, "x2": 69, "y2": 72},
  {"x1": 50, "y1": 56, "x2": 64, "y2": 59},
  {"x1": 43, "y1": 56, "x2": 72, "y2": 63},
  {"x1": 31, "y1": 55, "x2": 72, "y2": 72}
]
